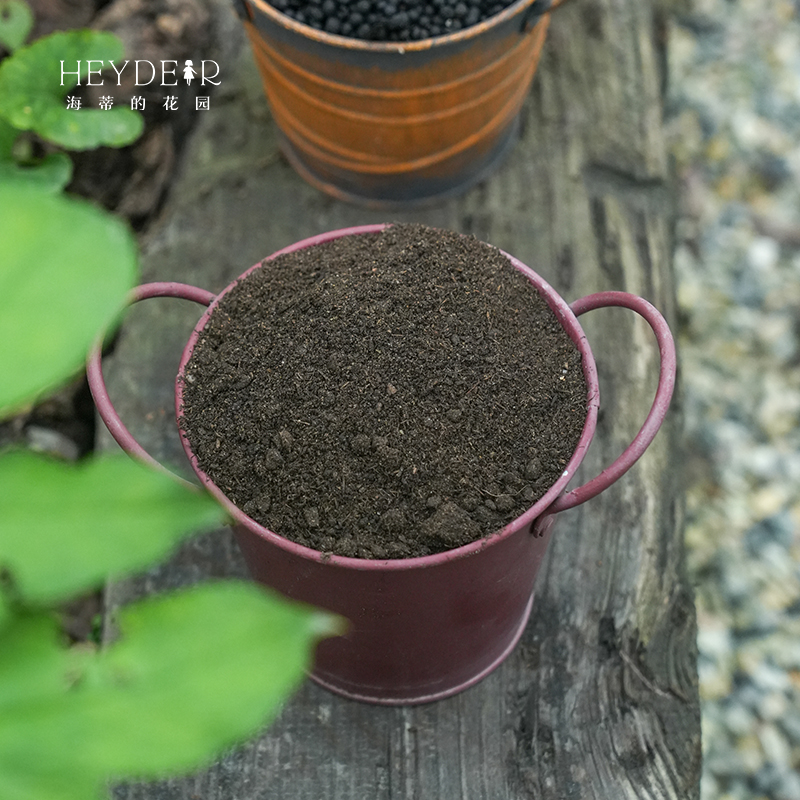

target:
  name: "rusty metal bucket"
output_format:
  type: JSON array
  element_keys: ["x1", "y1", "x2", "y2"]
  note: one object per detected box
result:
[{"x1": 232, "y1": 0, "x2": 568, "y2": 206}]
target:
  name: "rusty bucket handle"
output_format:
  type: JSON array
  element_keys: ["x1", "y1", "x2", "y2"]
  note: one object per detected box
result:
[
  {"x1": 544, "y1": 291, "x2": 677, "y2": 518},
  {"x1": 87, "y1": 282, "x2": 215, "y2": 489}
]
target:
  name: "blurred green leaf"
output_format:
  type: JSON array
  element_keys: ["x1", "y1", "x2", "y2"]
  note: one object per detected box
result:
[
  {"x1": 0, "y1": 184, "x2": 137, "y2": 415},
  {"x1": 0, "y1": 451, "x2": 228, "y2": 604},
  {"x1": 0, "y1": 115, "x2": 16, "y2": 157},
  {"x1": 0, "y1": 614, "x2": 67, "y2": 713},
  {"x1": 0, "y1": 30, "x2": 143, "y2": 149},
  {"x1": 0, "y1": 0, "x2": 33, "y2": 53},
  {"x1": 0, "y1": 613, "x2": 99, "y2": 799},
  {"x1": 0, "y1": 150, "x2": 72, "y2": 190},
  {"x1": 0, "y1": 586, "x2": 340, "y2": 799},
  {"x1": 82, "y1": 583, "x2": 339, "y2": 776},
  {"x1": 0, "y1": 593, "x2": 9, "y2": 632}
]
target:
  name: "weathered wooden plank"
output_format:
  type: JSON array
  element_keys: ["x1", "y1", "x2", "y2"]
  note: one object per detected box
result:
[{"x1": 101, "y1": 0, "x2": 700, "y2": 797}]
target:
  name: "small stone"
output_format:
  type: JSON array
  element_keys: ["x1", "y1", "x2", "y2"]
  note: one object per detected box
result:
[
  {"x1": 744, "y1": 510, "x2": 795, "y2": 556},
  {"x1": 758, "y1": 723, "x2": 792, "y2": 766},
  {"x1": 25, "y1": 425, "x2": 80, "y2": 461},
  {"x1": 751, "y1": 661, "x2": 791, "y2": 693},
  {"x1": 748, "y1": 235, "x2": 780, "y2": 271},
  {"x1": 387, "y1": 383, "x2": 397, "y2": 395},
  {"x1": 722, "y1": 701, "x2": 756, "y2": 736},
  {"x1": 304, "y1": 507, "x2": 320, "y2": 528},
  {"x1": 445, "y1": 408, "x2": 462, "y2": 422},
  {"x1": 697, "y1": 626, "x2": 732, "y2": 660},
  {"x1": 758, "y1": 690, "x2": 788, "y2": 722},
  {"x1": 426, "y1": 495, "x2": 441, "y2": 508},
  {"x1": 698, "y1": 659, "x2": 732, "y2": 701},
  {"x1": 752, "y1": 763, "x2": 782, "y2": 795},
  {"x1": 735, "y1": 733, "x2": 767, "y2": 775},
  {"x1": 777, "y1": 771, "x2": 800, "y2": 800},
  {"x1": 779, "y1": 709, "x2": 800, "y2": 746}
]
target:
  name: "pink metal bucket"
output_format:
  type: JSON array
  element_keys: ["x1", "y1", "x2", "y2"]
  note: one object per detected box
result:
[{"x1": 88, "y1": 224, "x2": 676, "y2": 705}]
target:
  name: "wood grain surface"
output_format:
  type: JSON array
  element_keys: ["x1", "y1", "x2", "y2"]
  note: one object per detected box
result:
[{"x1": 100, "y1": 0, "x2": 701, "y2": 796}]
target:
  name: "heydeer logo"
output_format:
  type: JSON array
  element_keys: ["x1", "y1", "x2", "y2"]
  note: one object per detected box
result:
[
  {"x1": 61, "y1": 59, "x2": 221, "y2": 112},
  {"x1": 60, "y1": 58, "x2": 221, "y2": 86}
]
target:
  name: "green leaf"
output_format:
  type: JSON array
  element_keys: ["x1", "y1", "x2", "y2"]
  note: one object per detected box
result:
[
  {"x1": 0, "y1": 451, "x2": 228, "y2": 604},
  {"x1": 0, "y1": 29, "x2": 143, "y2": 149},
  {"x1": 0, "y1": 117, "x2": 71, "y2": 190},
  {"x1": 0, "y1": 115, "x2": 16, "y2": 157},
  {"x1": 0, "y1": 586, "x2": 340, "y2": 799},
  {"x1": 83, "y1": 583, "x2": 339, "y2": 777},
  {"x1": 0, "y1": 613, "x2": 67, "y2": 712},
  {"x1": 0, "y1": 149, "x2": 72, "y2": 190},
  {"x1": 0, "y1": 592, "x2": 9, "y2": 631},
  {"x1": 0, "y1": 613, "x2": 102, "y2": 799},
  {"x1": 0, "y1": 0, "x2": 33, "y2": 53},
  {"x1": 0, "y1": 184, "x2": 137, "y2": 415}
]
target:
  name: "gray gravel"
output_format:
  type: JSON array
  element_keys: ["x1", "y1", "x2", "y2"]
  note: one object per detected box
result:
[{"x1": 666, "y1": 1, "x2": 800, "y2": 797}]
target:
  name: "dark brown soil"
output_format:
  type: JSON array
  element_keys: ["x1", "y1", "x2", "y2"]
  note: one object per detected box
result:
[{"x1": 179, "y1": 224, "x2": 587, "y2": 559}]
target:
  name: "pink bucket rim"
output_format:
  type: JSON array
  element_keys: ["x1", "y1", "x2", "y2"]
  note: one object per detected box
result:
[{"x1": 174, "y1": 223, "x2": 600, "y2": 571}]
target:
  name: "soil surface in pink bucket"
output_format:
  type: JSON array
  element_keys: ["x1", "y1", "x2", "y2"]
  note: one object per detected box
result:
[{"x1": 179, "y1": 224, "x2": 586, "y2": 558}]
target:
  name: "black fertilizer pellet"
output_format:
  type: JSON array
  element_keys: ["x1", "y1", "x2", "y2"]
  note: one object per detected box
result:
[{"x1": 268, "y1": 0, "x2": 520, "y2": 41}]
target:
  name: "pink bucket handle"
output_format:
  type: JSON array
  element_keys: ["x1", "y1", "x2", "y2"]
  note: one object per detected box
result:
[
  {"x1": 89, "y1": 284, "x2": 675, "y2": 525},
  {"x1": 545, "y1": 290, "x2": 677, "y2": 517},
  {"x1": 86, "y1": 282, "x2": 215, "y2": 488}
]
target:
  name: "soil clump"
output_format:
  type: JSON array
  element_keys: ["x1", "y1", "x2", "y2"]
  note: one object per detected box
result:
[{"x1": 180, "y1": 223, "x2": 587, "y2": 558}]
